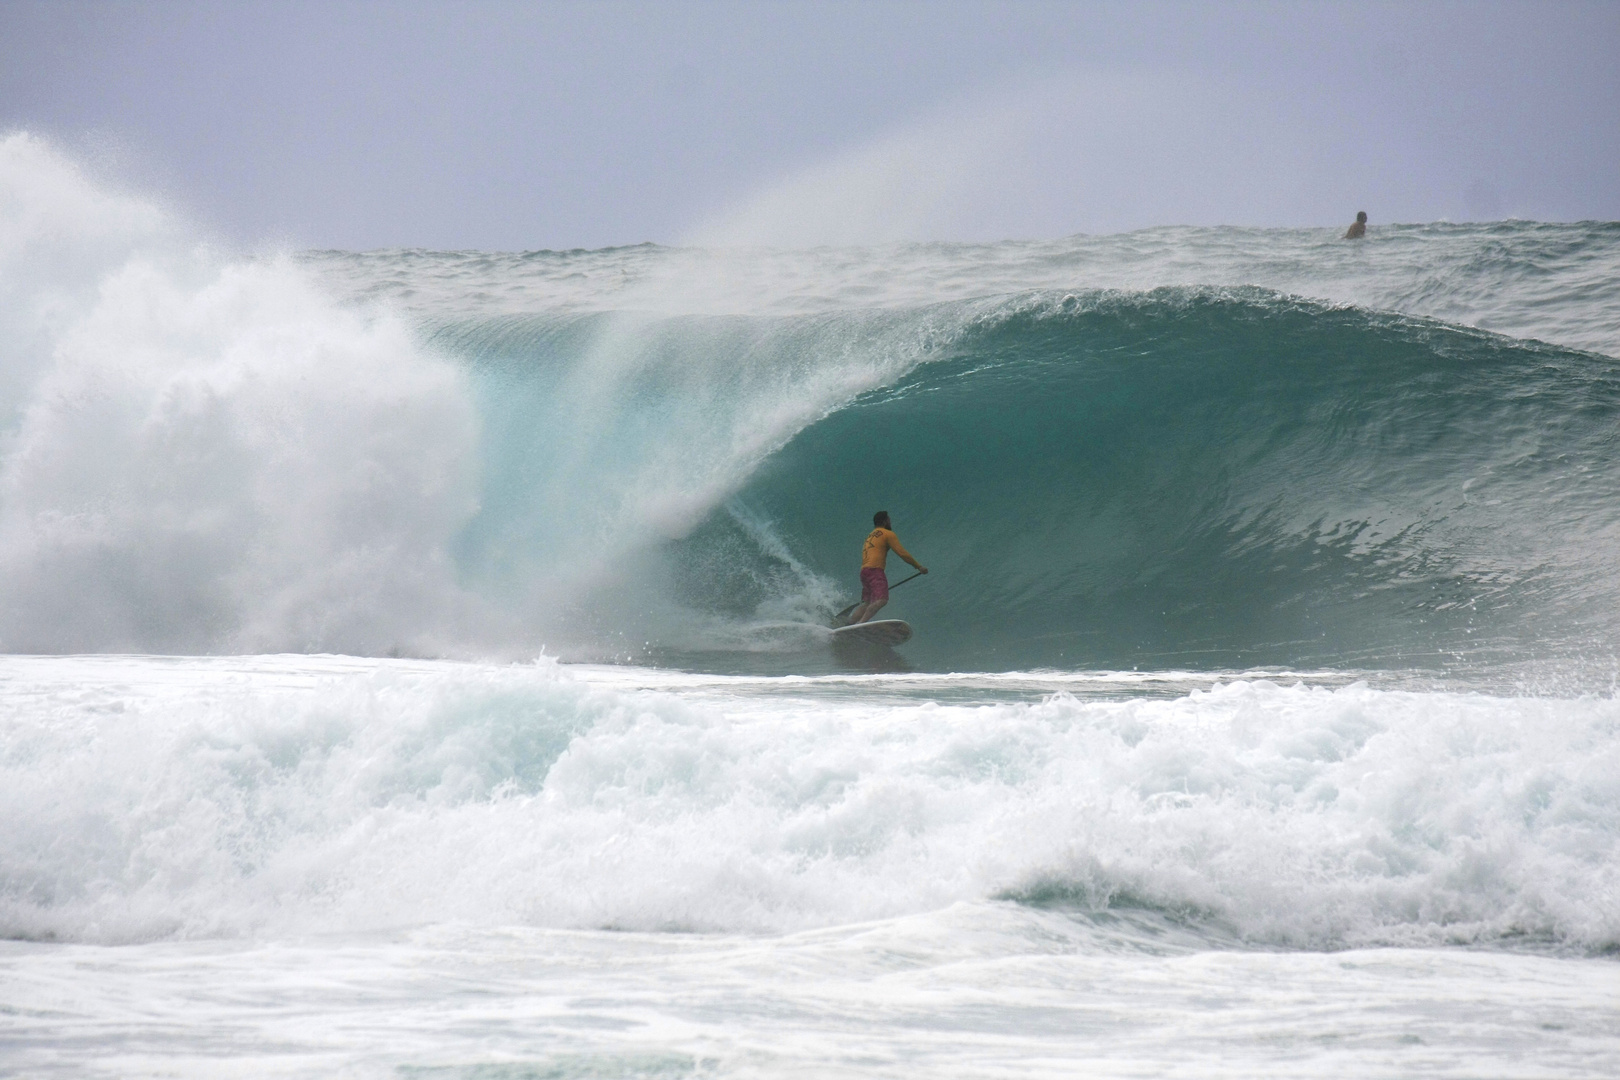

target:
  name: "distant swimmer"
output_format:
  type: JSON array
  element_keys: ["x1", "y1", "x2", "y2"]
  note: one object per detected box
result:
[
  {"x1": 848, "y1": 510, "x2": 926, "y2": 624},
  {"x1": 1344, "y1": 211, "x2": 1368, "y2": 239}
]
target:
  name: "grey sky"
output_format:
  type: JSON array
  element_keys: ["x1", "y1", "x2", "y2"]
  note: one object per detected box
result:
[{"x1": 3, "y1": 0, "x2": 1616, "y2": 250}]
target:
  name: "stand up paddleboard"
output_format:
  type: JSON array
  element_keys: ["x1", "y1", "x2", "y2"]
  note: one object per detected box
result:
[{"x1": 829, "y1": 619, "x2": 912, "y2": 647}]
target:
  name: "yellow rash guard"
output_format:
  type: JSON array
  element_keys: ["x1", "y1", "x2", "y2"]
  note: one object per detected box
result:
[{"x1": 862, "y1": 528, "x2": 917, "y2": 570}]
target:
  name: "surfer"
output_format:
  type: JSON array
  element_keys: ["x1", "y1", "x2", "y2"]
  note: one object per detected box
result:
[
  {"x1": 849, "y1": 510, "x2": 926, "y2": 624},
  {"x1": 1344, "y1": 211, "x2": 1368, "y2": 239}
]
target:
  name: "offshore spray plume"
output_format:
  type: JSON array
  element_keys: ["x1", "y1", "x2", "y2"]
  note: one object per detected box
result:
[{"x1": 0, "y1": 132, "x2": 494, "y2": 655}]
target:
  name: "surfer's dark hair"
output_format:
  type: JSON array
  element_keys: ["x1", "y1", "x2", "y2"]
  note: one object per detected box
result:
[
  {"x1": 1356, "y1": 211, "x2": 1368, "y2": 222},
  {"x1": 874, "y1": 510, "x2": 891, "y2": 528}
]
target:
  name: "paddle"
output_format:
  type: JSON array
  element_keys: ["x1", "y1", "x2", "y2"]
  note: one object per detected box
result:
[{"x1": 833, "y1": 569, "x2": 927, "y2": 626}]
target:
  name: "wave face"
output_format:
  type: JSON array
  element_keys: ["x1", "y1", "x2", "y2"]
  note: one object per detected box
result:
[
  {"x1": 686, "y1": 290, "x2": 1620, "y2": 672},
  {"x1": 4, "y1": 134, "x2": 1620, "y2": 675}
]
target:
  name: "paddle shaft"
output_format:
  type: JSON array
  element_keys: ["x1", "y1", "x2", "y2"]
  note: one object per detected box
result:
[{"x1": 834, "y1": 569, "x2": 926, "y2": 623}]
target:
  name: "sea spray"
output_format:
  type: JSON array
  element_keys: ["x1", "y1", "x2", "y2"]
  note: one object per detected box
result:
[{"x1": 0, "y1": 134, "x2": 485, "y2": 655}]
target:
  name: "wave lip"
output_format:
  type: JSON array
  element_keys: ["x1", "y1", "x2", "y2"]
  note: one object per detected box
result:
[{"x1": 305, "y1": 221, "x2": 1620, "y2": 360}]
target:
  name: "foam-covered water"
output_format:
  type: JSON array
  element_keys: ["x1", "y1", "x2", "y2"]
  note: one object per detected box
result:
[
  {"x1": 4, "y1": 654, "x2": 1616, "y2": 949},
  {"x1": 3, "y1": 133, "x2": 1619, "y2": 1076},
  {"x1": 3, "y1": 654, "x2": 1618, "y2": 1076}
]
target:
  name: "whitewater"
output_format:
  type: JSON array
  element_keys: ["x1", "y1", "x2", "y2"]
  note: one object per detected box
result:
[{"x1": 2, "y1": 131, "x2": 1618, "y2": 1077}]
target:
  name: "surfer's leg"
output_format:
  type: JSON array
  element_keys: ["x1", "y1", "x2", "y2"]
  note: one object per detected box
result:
[
  {"x1": 856, "y1": 597, "x2": 887, "y2": 623},
  {"x1": 854, "y1": 568, "x2": 889, "y2": 623},
  {"x1": 850, "y1": 572, "x2": 870, "y2": 623}
]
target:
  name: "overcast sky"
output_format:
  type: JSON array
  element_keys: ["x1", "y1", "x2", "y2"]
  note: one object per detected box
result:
[{"x1": 3, "y1": 0, "x2": 1617, "y2": 249}]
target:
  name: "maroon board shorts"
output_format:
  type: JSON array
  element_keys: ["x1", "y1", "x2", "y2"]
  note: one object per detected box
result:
[{"x1": 860, "y1": 567, "x2": 889, "y2": 604}]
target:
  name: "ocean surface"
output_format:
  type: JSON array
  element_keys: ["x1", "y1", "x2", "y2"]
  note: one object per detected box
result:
[{"x1": 2, "y1": 132, "x2": 1618, "y2": 1077}]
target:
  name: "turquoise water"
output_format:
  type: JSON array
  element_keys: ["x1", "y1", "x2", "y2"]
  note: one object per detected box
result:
[
  {"x1": 324, "y1": 229, "x2": 1620, "y2": 678},
  {"x1": 678, "y1": 290, "x2": 1620, "y2": 673}
]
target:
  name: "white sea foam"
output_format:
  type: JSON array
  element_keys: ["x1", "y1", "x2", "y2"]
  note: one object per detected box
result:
[
  {"x1": 2, "y1": 654, "x2": 1613, "y2": 951},
  {"x1": 8, "y1": 916, "x2": 1619, "y2": 1079},
  {"x1": 0, "y1": 134, "x2": 488, "y2": 654}
]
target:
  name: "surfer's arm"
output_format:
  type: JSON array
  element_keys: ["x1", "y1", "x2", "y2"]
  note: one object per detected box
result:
[{"x1": 887, "y1": 534, "x2": 925, "y2": 571}]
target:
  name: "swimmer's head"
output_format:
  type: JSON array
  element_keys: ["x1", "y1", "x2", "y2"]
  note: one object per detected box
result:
[
  {"x1": 1356, "y1": 211, "x2": 1368, "y2": 223},
  {"x1": 874, "y1": 510, "x2": 892, "y2": 529}
]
